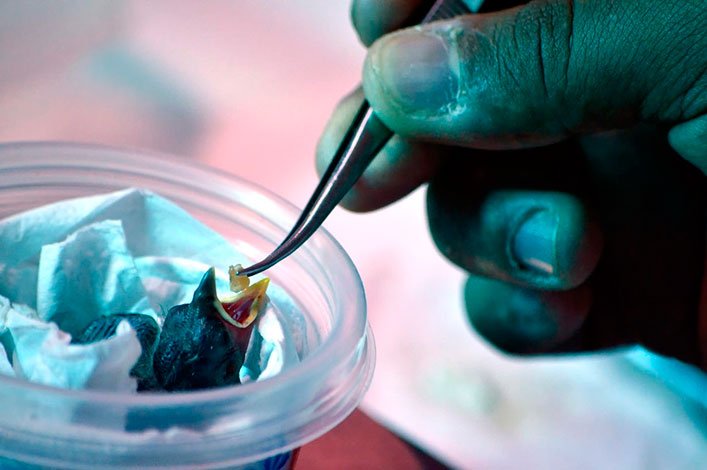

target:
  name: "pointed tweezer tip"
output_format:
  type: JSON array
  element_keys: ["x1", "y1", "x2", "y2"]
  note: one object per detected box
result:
[{"x1": 236, "y1": 261, "x2": 268, "y2": 278}]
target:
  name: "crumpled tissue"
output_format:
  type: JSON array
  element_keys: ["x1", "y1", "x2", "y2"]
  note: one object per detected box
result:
[{"x1": 0, "y1": 188, "x2": 299, "y2": 392}]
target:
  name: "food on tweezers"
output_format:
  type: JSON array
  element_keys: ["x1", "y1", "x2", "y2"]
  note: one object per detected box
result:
[
  {"x1": 229, "y1": 264, "x2": 250, "y2": 292},
  {"x1": 72, "y1": 265, "x2": 269, "y2": 392}
]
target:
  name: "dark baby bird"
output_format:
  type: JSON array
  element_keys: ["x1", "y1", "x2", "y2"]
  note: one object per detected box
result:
[
  {"x1": 152, "y1": 267, "x2": 250, "y2": 391},
  {"x1": 73, "y1": 312, "x2": 159, "y2": 390}
]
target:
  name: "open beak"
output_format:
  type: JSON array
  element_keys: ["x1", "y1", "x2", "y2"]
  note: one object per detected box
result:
[{"x1": 214, "y1": 278, "x2": 270, "y2": 328}]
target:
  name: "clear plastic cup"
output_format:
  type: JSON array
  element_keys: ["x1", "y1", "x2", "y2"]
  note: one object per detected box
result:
[{"x1": 0, "y1": 142, "x2": 375, "y2": 469}]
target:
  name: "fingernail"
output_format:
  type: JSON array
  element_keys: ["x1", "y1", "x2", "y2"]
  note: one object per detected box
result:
[
  {"x1": 375, "y1": 32, "x2": 458, "y2": 112},
  {"x1": 512, "y1": 211, "x2": 558, "y2": 275}
]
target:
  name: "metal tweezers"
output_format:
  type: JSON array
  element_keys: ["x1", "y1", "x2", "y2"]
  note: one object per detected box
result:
[{"x1": 240, "y1": 0, "x2": 473, "y2": 277}]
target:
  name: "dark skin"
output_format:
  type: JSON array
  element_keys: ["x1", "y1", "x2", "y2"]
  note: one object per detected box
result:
[{"x1": 317, "y1": 0, "x2": 706, "y2": 369}]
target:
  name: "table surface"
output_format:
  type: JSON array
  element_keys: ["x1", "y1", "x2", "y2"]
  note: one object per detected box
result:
[{"x1": 297, "y1": 410, "x2": 448, "y2": 470}]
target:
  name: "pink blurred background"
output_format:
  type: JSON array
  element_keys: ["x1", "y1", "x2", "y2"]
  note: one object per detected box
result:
[{"x1": 1, "y1": 2, "x2": 705, "y2": 468}]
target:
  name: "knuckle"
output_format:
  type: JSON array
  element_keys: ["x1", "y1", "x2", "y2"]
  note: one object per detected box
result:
[
  {"x1": 469, "y1": 1, "x2": 579, "y2": 131},
  {"x1": 531, "y1": 1, "x2": 578, "y2": 128}
]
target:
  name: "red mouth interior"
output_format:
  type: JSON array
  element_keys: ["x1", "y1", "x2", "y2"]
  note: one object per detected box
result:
[{"x1": 221, "y1": 297, "x2": 256, "y2": 324}]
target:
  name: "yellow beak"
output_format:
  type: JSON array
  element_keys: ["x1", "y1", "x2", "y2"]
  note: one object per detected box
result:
[{"x1": 214, "y1": 277, "x2": 270, "y2": 328}]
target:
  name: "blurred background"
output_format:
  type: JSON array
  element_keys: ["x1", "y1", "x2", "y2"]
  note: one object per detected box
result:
[{"x1": 1, "y1": 1, "x2": 705, "y2": 468}]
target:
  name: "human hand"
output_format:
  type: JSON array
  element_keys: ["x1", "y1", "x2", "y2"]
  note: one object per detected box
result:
[{"x1": 317, "y1": 0, "x2": 706, "y2": 369}]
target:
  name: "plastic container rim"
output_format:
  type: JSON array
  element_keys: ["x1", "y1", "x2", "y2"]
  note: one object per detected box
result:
[{"x1": 0, "y1": 140, "x2": 368, "y2": 408}]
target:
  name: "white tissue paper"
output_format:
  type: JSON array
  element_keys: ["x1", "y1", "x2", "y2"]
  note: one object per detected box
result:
[{"x1": 0, "y1": 188, "x2": 299, "y2": 392}]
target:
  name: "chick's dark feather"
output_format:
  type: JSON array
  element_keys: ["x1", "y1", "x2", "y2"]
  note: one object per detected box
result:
[{"x1": 153, "y1": 268, "x2": 245, "y2": 391}]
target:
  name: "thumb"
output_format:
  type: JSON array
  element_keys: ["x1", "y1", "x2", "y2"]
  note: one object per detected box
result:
[{"x1": 362, "y1": 0, "x2": 706, "y2": 149}]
